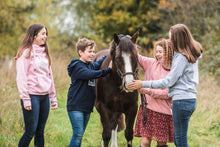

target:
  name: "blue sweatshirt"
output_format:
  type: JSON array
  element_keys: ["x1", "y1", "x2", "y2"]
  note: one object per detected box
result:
[
  {"x1": 143, "y1": 52, "x2": 200, "y2": 101},
  {"x1": 67, "y1": 56, "x2": 111, "y2": 113}
]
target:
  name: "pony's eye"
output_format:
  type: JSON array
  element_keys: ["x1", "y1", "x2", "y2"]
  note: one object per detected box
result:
[{"x1": 116, "y1": 58, "x2": 122, "y2": 63}]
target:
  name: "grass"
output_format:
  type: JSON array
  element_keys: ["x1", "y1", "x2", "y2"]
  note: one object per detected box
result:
[{"x1": 0, "y1": 54, "x2": 220, "y2": 147}]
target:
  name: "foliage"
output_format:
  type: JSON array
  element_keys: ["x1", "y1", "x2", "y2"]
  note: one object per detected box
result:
[
  {"x1": 0, "y1": 0, "x2": 34, "y2": 59},
  {"x1": 0, "y1": 0, "x2": 63, "y2": 59},
  {"x1": 90, "y1": 0, "x2": 161, "y2": 48},
  {"x1": 159, "y1": 0, "x2": 220, "y2": 83},
  {"x1": 65, "y1": 0, "x2": 220, "y2": 82},
  {"x1": 55, "y1": 0, "x2": 96, "y2": 37},
  {"x1": 1, "y1": 0, "x2": 219, "y2": 82}
]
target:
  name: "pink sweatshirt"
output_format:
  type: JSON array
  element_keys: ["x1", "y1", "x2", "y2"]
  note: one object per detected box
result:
[
  {"x1": 138, "y1": 54, "x2": 172, "y2": 115},
  {"x1": 16, "y1": 44, "x2": 57, "y2": 109}
]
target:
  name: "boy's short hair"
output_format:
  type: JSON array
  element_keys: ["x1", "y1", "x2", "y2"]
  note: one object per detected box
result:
[{"x1": 76, "y1": 38, "x2": 95, "y2": 56}]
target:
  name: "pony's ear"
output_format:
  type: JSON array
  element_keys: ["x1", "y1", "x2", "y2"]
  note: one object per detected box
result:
[
  {"x1": 131, "y1": 30, "x2": 139, "y2": 44},
  {"x1": 114, "y1": 33, "x2": 120, "y2": 45}
]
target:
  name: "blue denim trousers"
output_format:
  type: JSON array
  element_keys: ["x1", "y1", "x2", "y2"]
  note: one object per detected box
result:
[
  {"x1": 18, "y1": 94, "x2": 50, "y2": 147},
  {"x1": 68, "y1": 111, "x2": 91, "y2": 147},
  {"x1": 172, "y1": 99, "x2": 197, "y2": 147}
]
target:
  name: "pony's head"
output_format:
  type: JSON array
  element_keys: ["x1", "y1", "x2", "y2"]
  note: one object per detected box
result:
[{"x1": 110, "y1": 30, "x2": 139, "y2": 92}]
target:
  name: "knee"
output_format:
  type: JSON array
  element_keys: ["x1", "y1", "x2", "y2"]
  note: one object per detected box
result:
[
  {"x1": 24, "y1": 130, "x2": 36, "y2": 139},
  {"x1": 141, "y1": 137, "x2": 151, "y2": 147},
  {"x1": 73, "y1": 132, "x2": 83, "y2": 139}
]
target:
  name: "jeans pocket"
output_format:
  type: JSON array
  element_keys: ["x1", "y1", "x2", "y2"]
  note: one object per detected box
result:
[{"x1": 182, "y1": 99, "x2": 197, "y2": 118}]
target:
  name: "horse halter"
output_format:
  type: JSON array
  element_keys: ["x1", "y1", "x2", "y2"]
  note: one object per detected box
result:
[
  {"x1": 113, "y1": 57, "x2": 139, "y2": 80},
  {"x1": 113, "y1": 34, "x2": 139, "y2": 82}
]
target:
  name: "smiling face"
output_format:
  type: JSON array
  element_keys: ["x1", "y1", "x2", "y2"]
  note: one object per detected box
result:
[
  {"x1": 155, "y1": 45, "x2": 164, "y2": 64},
  {"x1": 79, "y1": 46, "x2": 95, "y2": 63},
  {"x1": 33, "y1": 27, "x2": 47, "y2": 46}
]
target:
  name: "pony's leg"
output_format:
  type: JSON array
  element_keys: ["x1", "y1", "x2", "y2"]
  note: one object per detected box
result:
[
  {"x1": 111, "y1": 125, "x2": 118, "y2": 147},
  {"x1": 98, "y1": 103, "x2": 112, "y2": 147},
  {"x1": 101, "y1": 119, "x2": 112, "y2": 147},
  {"x1": 124, "y1": 104, "x2": 138, "y2": 147}
]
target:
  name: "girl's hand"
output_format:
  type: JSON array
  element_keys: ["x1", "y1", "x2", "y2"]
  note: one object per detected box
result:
[
  {"x1": 138, "y1": 88, "x2": 144, "y2": 94},
  {"x1": 25, "y1": 106, "x2": 32, "y2": 111},
  {"x1": 51, "y1": 104, "x2": 57, "y2": 110},
  {"x1": 126, "y1": 80, "x2": 142, "y2": 91}
]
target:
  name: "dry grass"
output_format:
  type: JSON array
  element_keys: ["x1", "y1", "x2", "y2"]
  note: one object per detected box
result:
[{"x1": 0, "y1": 54, "x2": 220, "y2": 146}]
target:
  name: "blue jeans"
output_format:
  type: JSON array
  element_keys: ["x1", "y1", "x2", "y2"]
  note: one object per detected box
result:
[
  {"x1": 18, "y1": 94, "x2": 50, "y2": 147},
  {"x1": 68, "y1": 111, "x2": 90, "y2": 147},
  {"x1": 172, "y1": 99, "x2": 197, "y2": 147}
]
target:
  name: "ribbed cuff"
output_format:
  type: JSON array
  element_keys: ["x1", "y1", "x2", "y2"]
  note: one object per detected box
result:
[
  {"x1": 142, "y1": 81, "x2": 152, "y2": 88},
  {"x1": 23, "y1": 100, "x2": 31, "y2": 108}
]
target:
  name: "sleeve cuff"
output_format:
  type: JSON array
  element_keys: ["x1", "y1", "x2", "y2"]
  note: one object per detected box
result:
[
  {"x1": 50, "y1": 98, "x2": 57, "y2": 105},
  {"x1": 142, "y1": 81, "x2": 152, "y2": 88},
  {"x1": 23, "y1": 100, "x2": 31, "y2": 108}
]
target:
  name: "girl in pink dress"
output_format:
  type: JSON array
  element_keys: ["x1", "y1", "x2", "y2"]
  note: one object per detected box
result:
[{"x1": 134, "y1": 39, "x2": 174, "y2": 147}]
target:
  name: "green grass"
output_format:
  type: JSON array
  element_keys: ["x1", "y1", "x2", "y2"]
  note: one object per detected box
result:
[{"x1": 1, "y1": 57, "x2": 220, "y2": 147}]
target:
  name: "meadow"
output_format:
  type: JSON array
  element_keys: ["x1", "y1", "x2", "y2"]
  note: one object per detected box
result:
[{"x1": 0, "y1": 54, "x2": 220, "y2": 147}]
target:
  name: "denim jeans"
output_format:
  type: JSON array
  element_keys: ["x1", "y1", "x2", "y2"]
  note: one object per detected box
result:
[
  {"x1": 68, "y1": 111, "x2": 91, "y2": 147},
  {"x1": 18, "y1": 94, "x2": 50, "y2": 147},
  {"x1": 172, "y1": 99, "x2": 197, "y2": 147}
]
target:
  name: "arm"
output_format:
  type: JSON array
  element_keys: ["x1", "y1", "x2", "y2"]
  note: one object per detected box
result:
[
  {"x1": 72, "y1": 63, "x2": 111, "y2": 80},
  {"x1": 48, "y1": 66, "x2": 58, "y2": 110},
  {"x1": 142, "y1": 54, "x2": 188, "y2": 89},
  {"x1": 127, "y1": 54, "x2": 188, "y2": 90},
  {"x1": 93, "y1": 55, "x2": 108, "y2": 69},
  {"x1": 140, "y1": 88, "x2": 170, "y2": 99},
  {"x1": 16, "y1": 52, "x2": 31, "y2": 108},
  {"x1": 138, "y1": 54, "x2": 154, "y2": 71}
]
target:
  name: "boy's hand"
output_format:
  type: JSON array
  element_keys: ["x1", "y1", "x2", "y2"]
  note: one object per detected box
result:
[{"x1": 109, "y1": 61, "x2": 112, "y2": 69}]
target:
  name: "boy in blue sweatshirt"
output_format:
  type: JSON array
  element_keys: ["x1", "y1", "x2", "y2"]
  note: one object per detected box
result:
[{"x1": 67, "y1": 38, "x2": 112, "y2": 147}]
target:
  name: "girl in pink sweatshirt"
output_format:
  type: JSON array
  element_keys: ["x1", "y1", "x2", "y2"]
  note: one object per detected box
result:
[
  {"x1": 134, "y1": 39, "x2": 174, "y2": 147},
  {"x1": 15, "y1": 23, "x2": 58, "y2": 147}
]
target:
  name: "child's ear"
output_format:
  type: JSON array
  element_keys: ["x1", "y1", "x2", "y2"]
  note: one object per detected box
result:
[{"x1": 78, "y1": 50, "x2": 83, "y2": 57}]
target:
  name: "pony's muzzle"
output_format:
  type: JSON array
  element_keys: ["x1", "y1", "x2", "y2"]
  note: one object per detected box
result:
[{"x1": 124, "y1": 80, "x2": 134, "y2": 93}]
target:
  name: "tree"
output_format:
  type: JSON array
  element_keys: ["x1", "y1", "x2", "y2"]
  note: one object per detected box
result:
[
  {"x1": 0, "y1": 0, "x2": 34, "y2": 59},
  {"x1": 0, "y1": 0, "x2": 63, "y2": 59},
  {"x1": 90, "y1": 0, "x2": 161, "y2": 48}
]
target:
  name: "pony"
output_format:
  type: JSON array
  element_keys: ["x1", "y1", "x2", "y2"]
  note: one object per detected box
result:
[{"x1": 94, "y1": 31, "x2": 139, "y2": 147}]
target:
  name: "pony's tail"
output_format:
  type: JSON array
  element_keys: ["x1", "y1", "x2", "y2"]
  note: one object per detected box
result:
[{"x1": 117, "y1": 114, "x2": 125, "y2": 132}]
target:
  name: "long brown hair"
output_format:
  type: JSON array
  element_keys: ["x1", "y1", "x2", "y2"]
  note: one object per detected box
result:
[
  {"x1": 14, "y1": 23, "x2": 51, "y2": 65},
  {"x1": 170, "y1": 24, "x2": 202, "y2": 63},
  {"x1": 154, "y1": 39, "x2": 174, "y2": 69}
]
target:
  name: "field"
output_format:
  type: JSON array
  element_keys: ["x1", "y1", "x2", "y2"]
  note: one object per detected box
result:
[{"x1": 0, "y1": 54, "x2": 220, "y2": 147}]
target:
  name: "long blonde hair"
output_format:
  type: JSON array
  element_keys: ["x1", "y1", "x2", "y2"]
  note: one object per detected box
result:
[
  {"x1": 154, "y1": 39, "x2": 174, "y2": 69},
  {"x1": 170, "y1": 24, "x2": 202, "y2": 63},
  {"x1": 14, "y1": 23, "x2": 51, "y2": 65}
]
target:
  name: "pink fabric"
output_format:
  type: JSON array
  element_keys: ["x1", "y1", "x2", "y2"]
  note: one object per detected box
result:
[
  {"x1": 16, "y1": 44, "x2": 57, "y2": 109},
  {"x1": 138, "y1": 54, "x2": 172, "y2": 115}
]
